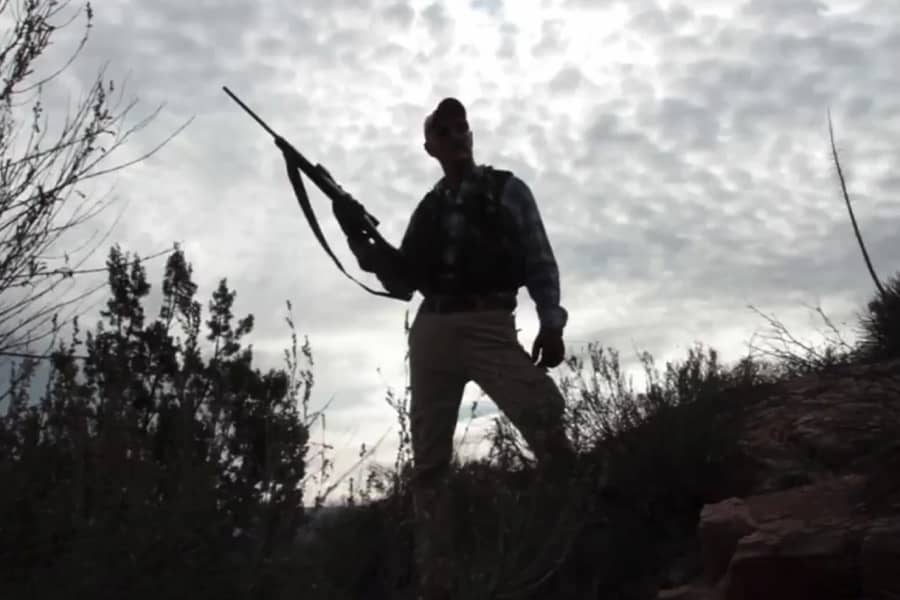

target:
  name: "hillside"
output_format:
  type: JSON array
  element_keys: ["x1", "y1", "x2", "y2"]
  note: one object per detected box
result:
[{"x1": 294, "y1": 354, "x2": 900, "y2": 599}]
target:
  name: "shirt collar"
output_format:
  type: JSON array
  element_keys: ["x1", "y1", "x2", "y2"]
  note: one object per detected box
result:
[{"x1": 434, "y1": 164, "x2": 485, "y2": 196}]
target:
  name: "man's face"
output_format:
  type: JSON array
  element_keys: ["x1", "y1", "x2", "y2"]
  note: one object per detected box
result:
[{"x1": 425, "y1": 115, "x2": 473, "y2": 163}]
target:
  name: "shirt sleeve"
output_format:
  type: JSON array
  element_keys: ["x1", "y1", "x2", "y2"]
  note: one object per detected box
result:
[
  {"x1": 503, "y1": 176, "x2": 569, "y2": 331},
  {"x1": 373, "y1": 198, "x2": 429, "y2": 301}
]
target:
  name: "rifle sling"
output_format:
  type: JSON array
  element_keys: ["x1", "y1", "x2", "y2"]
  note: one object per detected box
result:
[{"x1": 281, "y1": 156, "x2": 407, "y2": 300}]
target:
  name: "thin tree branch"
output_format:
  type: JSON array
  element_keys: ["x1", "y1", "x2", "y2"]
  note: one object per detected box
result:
[{"x1": 828, "y1": 108, "x2": 885, "y2": 297}]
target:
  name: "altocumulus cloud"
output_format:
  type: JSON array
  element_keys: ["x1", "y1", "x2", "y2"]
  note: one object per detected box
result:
[{"x1": 8, "y1": 0, "x2": 899, "y2": 493}]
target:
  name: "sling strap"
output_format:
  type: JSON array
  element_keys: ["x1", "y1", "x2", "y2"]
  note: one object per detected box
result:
[
  {"x1": 280, "y1": 150, "x2": 408, "y2": 300},
  {"x1": 222, "y1": 86, "x2": 407, "y2": 301}
]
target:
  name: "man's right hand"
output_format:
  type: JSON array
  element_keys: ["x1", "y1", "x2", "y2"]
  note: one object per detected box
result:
[{"x1": 531, "y1": 327, "x2": 565, "y2": 369}]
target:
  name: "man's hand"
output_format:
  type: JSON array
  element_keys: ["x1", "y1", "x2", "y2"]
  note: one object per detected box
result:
[
  {"x1": 333, "y1": 197, "x2": 364, "y2": 232},
  {"x1": 347, "y1": 235, "x2": 382, "y2": 273},
  {"x1": 531, "y1": 327, "x2": 565, "y2": 369}
]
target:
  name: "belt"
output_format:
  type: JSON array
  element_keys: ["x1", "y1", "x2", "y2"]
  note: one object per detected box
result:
[{"x1": 421, "y1": 293, "x2": 516, "y2": 314}]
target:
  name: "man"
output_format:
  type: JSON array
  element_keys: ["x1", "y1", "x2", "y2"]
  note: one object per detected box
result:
[{"x1": 347, "y1": 97, "x2": 576, "y2": 599}]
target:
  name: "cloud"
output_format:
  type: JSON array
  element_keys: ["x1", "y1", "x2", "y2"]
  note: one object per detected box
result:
[
  {"x1": 532, "y1": 19, "x2": 567, "y2": 58},
  {"x1": 471, "y1": 0, "x2": 504, "y2": 16},
  {"x1": 497, "y1": 22, "x2": 519, "y2": 59},
  {"x1": 5, "y1": 0, "x2": 899, "y2": 497},
  {"x1": 421, "y1": 2, "x2": 453, "y2": 38},
  {"x1": 382, "y1": 2, "x2": 415, "y2": 28},
  {"x1": 549, "y1": 65, "x2": 586, "y2": 93}
]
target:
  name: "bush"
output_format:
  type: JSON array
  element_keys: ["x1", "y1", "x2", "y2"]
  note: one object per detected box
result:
[
  {"x1": 5, "y1": 248, "x2": 895, "y2": 599},
  {"x1": 857, "y1": 272, "x2": 900, "y2": 362},
  {"x1": 295, "y1": 343, "x2": 776, "y2": 599},
  {"x1": 0, "y1": 246, "x2": 311, "y2": 599}
]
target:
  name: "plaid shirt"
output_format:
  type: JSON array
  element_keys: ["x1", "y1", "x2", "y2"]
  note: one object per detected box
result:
[{"x1": 379, "y1": 165, "x2": 568, "y2": 331}]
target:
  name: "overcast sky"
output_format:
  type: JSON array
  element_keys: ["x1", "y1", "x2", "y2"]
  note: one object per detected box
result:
[{"x1": 7, "y1": 0, "x2": 899, "y2": 500}]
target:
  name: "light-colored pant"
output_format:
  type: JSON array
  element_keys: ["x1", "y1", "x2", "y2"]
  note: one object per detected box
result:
[{"x1": 407, "y1": 307, "x2": 574, "y2": 597}]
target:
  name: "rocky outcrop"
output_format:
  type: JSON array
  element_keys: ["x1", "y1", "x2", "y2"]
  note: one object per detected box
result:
[
  {"x1": 861, "y1": 518, "x2": 900, "y2": 600},
  {"x1": 658, "y1": 358, "x2": 900, "y2": 600},
  {"x1": 660, "y1": 478, "x2": 900, "y2": 600},
  {"x1": 735, "y1": 359, "x2": 900, "y2": 494}
]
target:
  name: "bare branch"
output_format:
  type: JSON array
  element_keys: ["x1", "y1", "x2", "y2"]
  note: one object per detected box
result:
[
  {"x1": 0, "y1": 1, "x2": 184, "y2": 355},
  {"x1": 828, "y1": 108, "x2": 885, "y2": 297}
]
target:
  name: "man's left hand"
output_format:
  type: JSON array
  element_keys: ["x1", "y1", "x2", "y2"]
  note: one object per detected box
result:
[
  {"x1": 531, "y1": 328, "x2": 565, "y2": 369},
  {"x1": 347, "y1": 235, "x2": 382, "y2": 273}
]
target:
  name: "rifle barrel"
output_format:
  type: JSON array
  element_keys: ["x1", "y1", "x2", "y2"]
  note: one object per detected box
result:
[
  {"x1": 222, "y1": 86, "x2": 278, "y2": 138},
  {"x1": 222, "y1": 85, "x2": 378, "y2": 229}
]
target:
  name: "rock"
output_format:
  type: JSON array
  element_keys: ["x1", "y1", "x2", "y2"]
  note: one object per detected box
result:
[
  {"x1": 736, "y1": 359, "x2": 900, "y2": 494},
  {"x1": 861, "y1": 517, "x2": 900, "y2": 600},
  {"x1": 698, "y1": 498, "x2": 757, "y2": 583},
  {"x1": 722, "y1": 525, "x2": 862, "y2": 600},
  {"x1": 656, "y1": 359, "x2": 900, "y2": 600},
  {"x1": 741, "y1": 474, "x2": 867, "y2": 529},
  {"x1": 657, "y1": 583, "x2": 715, "y2": 600},
  {"x1": 666, "y1": 476, "x2": 875, "y2": 600}
]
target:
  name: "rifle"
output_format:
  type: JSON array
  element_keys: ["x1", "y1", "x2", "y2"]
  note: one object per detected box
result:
[{"x1": 222, "y1": 86, "x2": 405, "y2": 300}]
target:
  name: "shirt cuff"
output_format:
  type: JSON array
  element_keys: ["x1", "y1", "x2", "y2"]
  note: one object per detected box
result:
[{"x1": 537, "y1": 304, "x2": 568, "y2": 332}]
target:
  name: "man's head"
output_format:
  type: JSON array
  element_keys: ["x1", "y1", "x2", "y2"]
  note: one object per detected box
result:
[{"x1": 423, "y1": 97, "x2": 473, "y2": 165}]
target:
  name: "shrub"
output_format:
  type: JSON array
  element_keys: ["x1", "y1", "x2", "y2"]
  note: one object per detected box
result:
[
  {"x1": 857, "y1": 272, "x2": 900, "y2": 362},
  {"x1": 0, "y1": 245, "x2": 310, "y2": 599}
]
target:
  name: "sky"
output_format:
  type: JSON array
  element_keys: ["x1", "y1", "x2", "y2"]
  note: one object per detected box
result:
[{"x1": 3, "y1": 0, "x2": 899, "y2": 502}]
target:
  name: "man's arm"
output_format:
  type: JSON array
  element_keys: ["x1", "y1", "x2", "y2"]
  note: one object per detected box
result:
[
  {"x1": 503, "y1": 176, "x2": 568, "y2": 332},
  {"x1": 373, "y1": 244, "x2": 415, "y2": 301},
  {"x1": 351, "y1": 200, "x2": 429, "y2": 301}
]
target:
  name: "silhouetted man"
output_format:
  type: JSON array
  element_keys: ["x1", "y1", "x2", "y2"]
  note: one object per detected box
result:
[{"x1": 348, "y1": 97, "x2": 576, "y2": 600}]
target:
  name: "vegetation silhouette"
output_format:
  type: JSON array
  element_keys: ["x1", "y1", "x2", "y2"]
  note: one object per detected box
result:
[{"x1": 2, "y1": 3, "x2": 898, "y2": 600}]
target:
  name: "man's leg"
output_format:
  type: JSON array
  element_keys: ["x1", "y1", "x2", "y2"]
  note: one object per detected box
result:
[
  {"x1": 458, "y1": 310, "x2": 581, "y2": 592},
  {"x1": 408, "y1": 311, "x2": 468, "y2": 598},
  {"x1": 460, "y1": 310, "x2": 576, "y2": 476}
]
